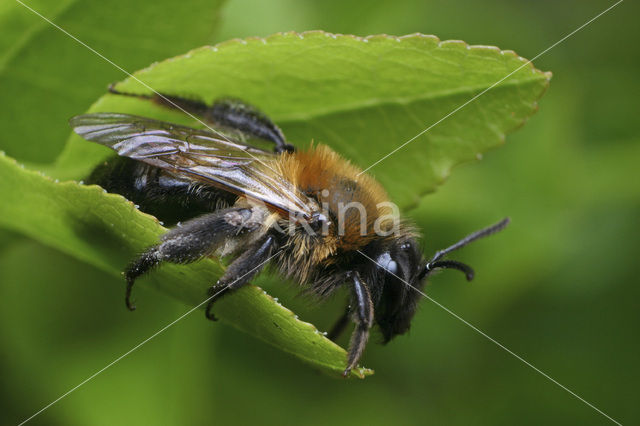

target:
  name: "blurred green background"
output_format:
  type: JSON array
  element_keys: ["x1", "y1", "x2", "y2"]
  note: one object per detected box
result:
[{"x1": 1, "y1": 0, "x2": 638, "y2": 425}]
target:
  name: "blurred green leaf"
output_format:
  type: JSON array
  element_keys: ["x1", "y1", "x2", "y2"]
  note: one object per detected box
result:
[
  {"x1": 0, "y1": 0, "x2": 225, "y2": 163},
  {"x1": 2, "y1": 31, "x2": 548, "y2": 378}
]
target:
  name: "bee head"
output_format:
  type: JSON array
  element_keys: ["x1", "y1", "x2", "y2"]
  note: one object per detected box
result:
[
  {"x1": 372, "y1": 219, "x2": 509, "y2": 342},
  {"x1": 371, "y1": 236, "x2": 477, "y2": 343},
  {"x1": 370, "y1": 237, "x2": 426, "y2": 343}
]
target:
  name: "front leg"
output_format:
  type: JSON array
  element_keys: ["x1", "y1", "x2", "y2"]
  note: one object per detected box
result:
[{"x1": 344, "y1": 272, "x2": 374, "y2": 377}]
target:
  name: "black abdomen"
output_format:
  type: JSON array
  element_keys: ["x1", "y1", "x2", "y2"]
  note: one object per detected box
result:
[{"x1": 87, "y1": 156, "x2": 236, "y2": 224}]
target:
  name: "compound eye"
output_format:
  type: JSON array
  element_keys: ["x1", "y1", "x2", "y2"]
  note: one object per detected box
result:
[{"x1": 376, "y1": 252, "x2": 398, "y2": 275}]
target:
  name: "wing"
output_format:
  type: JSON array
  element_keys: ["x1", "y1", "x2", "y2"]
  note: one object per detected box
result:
[{"x1": 70, "y1": 113, "x2": 317, "y2": 219}]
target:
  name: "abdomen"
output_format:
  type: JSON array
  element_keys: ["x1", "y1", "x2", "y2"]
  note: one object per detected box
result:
[{"x1": 87, "y1": 156, "x2": 236, "y2": 224}]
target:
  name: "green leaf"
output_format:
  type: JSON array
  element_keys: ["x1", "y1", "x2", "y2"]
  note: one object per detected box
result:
[
  {"x1": 3, "y1": 31, "x2": 549, "y2": 378},
  {"x1": 0, "y1": 0, "x2": 225, "y2": 163},
  {"x1": 55, "y1": 31, "x2": 550, "y2": 209},
  {"x1": 0, "y1": 153, "x2": 372, "y2": 378}
]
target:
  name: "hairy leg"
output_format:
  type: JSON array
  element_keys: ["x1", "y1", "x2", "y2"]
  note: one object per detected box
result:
[
  {"x1": 124, "y1": 207, "x2": 266, "y2": 310},
  {"x1": 205, "y1": 234, "x2": 277, "y2": 320},
  {"x1": 108, "y1": 86, "x2": 294, "y2": 153}
]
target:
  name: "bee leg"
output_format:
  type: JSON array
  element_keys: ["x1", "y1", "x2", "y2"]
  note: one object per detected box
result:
[
  {"x1": 205, "y1": 234, "x2": 277, "y2": 321},
  {"x1": 107, "y1": 86, "x2": 294, "y2": 153},
  {"x1": 343, "y1": 272, "x2": 374, "y2": 377},
  {"x1": 123, "y1": 207, "x2": 264, "y2": 310},
  {"x1": 205, "y1": 99, "x2": 295, "y2": 154},
  {"x1": 327, "y1": 304, "x2": 351, "y2": 342}
]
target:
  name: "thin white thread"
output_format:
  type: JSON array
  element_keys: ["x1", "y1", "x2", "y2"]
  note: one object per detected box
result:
[
  {"x1": 357, "y1": 250, "x2": 622, "y2": 425},
  {"x1": 18, "y1": 249, "x2": 282, "y2": 425},
  {"x1": 358, "y1": 0, "x2": 624, "y2": 176}
]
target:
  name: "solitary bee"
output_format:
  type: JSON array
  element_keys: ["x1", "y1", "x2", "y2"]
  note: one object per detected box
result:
[{"x1": 70, "y1": 91, "x2": 508, "y2": 376}]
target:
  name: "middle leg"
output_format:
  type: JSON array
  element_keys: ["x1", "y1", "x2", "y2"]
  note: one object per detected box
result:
[{"x1": 205, "y1": 234, "x2": 278, "y2": 320}]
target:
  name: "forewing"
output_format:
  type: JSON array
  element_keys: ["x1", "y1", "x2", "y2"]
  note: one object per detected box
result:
[{"x1": 70, "y1": 113, "x2": 316, "y2": 218}]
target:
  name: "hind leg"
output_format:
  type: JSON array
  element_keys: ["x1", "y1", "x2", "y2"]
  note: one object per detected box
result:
[
  {"x1": 124, "y1": 207, "x2": 266, "y2": 310},
  {"x1": 108, "y1": 86, "x2": 294, "y2": 153}
]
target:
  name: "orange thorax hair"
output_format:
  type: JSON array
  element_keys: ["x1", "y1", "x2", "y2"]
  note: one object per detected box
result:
[{"x1": 275, "y1": 144, "x2": 395, "y2": 251}]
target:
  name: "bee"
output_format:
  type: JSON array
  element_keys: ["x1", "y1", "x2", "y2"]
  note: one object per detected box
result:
[{"x1": 70, "y1": 91, "x2": 509, "y2": 376}]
